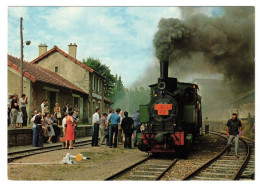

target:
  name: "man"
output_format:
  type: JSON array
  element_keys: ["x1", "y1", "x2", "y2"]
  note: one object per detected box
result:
[
  {"x1": 35, "y1": 111, "x2": 44, "y2": 147},
  {"x1": 99, "y1": 113, "x2": 107, "y2": 145},
  {"x1": 108, "y1": 108, "x2": 121, "y2": 148},
  {"x1": 204, "y1": 117, "x2": 210, "y2": 134},
  {"x1": 226, "y1": 113, "x2": 242, "y2": 158},
  {"x1": 92, "y1": 108, "x2": 100, "y2": 146},
  {"x1": 105, "y1": 109, "x2": 114, "y2": 146},
  {"x1": 30, "y1": 110, "x2": 38, "y2": 147},
  {"x1": 133, "y1": 109, "x2": 141, "y2": 147},
  {"x1": 63, "y1": 103, "x2": 69, "y2": 117},
  {"x1": 118, "y1": 110, "x2": 123, "y2": 144},
  {"x1": 19, "y1": 94, "x2": 28, "y2": 127},
  {"x1": 10, "y1": 95, "x2": 19, "y2": 129},
  {"x1": 121, "y1": 111, "x2": 134, "y2": 149}
]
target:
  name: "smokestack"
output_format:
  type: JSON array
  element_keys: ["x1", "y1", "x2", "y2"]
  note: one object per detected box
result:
[
  {"x1": 38, "y1": 44, "x2": 48, "y2": 56},
  {"x1": 160, "y1": 61, "x2": 169, "y2": 81},
  {"x1": 68, "y1": 43, "x2": 77, "y2": 59}
]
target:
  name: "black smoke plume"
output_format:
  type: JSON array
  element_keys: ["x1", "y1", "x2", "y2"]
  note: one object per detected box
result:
[{"x1": 153, "y1": 7, "x2": 255, "y2": 94}]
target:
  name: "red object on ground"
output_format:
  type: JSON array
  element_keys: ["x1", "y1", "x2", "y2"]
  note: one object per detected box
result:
[{"x1": 66, "y1": 118, "x2": 75, "y2": 141}]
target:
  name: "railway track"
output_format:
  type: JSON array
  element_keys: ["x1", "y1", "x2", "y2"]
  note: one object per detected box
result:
[
  {"x1": 183, "y1": 132, "x2": 254, "y2": 180},
  {"x1": 105, "y1": 156, "x2": 178, "y2": 180},
  {"x1": 8, "y1": 140, "x2": 92, "y2": 163}
]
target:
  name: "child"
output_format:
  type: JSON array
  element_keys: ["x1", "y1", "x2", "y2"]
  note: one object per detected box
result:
[{"x1": 17, "y1": 109, "x2": 23, "y2": 128}]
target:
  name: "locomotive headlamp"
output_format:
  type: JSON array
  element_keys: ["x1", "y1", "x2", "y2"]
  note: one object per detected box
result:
[
  {"x1": 173, "y1": 123, "x2": 176, "y2": 126},
  {"x1": 193, "y1": 85, "x2": 196, "y2": 89},
  {"x1": 158, "y1": 81, "x2": 166, "y2": 90}
]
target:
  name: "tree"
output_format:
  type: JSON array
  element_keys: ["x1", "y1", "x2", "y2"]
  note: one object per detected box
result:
[{"x1": 82, "y1": 57, "x2": 116, "y2": 98}]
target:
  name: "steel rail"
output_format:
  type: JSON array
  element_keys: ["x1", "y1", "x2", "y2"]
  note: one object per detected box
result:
[
  {"x1": 183, "y1": 132, "x2": 228, "y2": 180},
  {"x1": 104, "y1": 156, "x2": 152, "y2": 180},
  {"x1": 156, "y1": 158, "x2": 179, "y2": 180},
  {"x1": 8, "y1": 140, "x2": 92, "y2": 163}
]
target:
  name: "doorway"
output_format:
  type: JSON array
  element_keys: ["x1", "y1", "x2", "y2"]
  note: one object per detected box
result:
[{"x1": 47, "y1": 91, "x2": 57, "y2": 115}]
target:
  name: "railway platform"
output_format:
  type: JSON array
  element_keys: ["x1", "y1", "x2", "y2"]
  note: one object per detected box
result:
[{"x1": 8, "y1": 136, "x2": 92, "y2": 154}]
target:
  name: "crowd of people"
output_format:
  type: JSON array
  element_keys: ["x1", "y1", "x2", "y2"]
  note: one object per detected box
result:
[
  {"x1": 91, "y1": 108, "x2": 141, "y2": 149},
  {"x1": 8, "y1": 94, "x2": 28, "y2": 129},
  {"x1": 8, "y1": 94, "x2": 80, "y2": 148},
  {"x1": 8, "y1": 93, "x2": 141, "y2": 149},
  {"x1": 31, "y1": 101, "x2": 79, "y2": 148}
]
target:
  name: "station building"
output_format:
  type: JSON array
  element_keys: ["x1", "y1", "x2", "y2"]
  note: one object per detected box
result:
[
  {"x1": 8, "y1": 43, "x2": 112, "y2": 125},
  {"x1": 8, "y1": 54, "x2": 88, "y2": 122}
]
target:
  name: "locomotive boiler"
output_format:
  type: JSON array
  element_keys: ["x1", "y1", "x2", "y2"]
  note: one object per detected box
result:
[{"x1": 138, "y1": 60, "x2": 202, "y2": 157}]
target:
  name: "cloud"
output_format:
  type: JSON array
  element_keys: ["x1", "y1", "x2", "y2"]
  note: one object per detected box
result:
[{"x1": 8, "y1": 7, "x2": 182, "y2": 87}]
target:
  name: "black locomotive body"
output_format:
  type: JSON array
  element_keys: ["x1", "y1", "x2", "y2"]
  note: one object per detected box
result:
[{"x1": 138, "y1": 61, "x2": 202, "y2": 155}]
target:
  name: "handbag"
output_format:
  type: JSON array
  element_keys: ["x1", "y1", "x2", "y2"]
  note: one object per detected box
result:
[{"x1": 59, "y1": 137, "x2": 65, "y2": 142}]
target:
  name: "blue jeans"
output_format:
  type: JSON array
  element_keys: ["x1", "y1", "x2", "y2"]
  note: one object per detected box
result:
[
  {"x1": 227, "y1": 134, "x2": 239, "y2": 155},
  {"x1": 32, "y1": 128, "x2": 37, "y2": 146}
]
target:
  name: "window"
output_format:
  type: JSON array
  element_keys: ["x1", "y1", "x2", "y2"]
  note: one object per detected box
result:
[
  {"x1": 92, "y1": 76, "x2": 95, "y2": 91},
  {"x1": 97, "y1": 79, "x2": 100, "y2": 93},
  {"x1": 55, "y1": 66, "x2": 58, "y2": 73}
]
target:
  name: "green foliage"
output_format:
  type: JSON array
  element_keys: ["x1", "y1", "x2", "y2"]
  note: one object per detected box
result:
[
  {"x1": 112, "y1": 87, "x2": 151, "y2": 116},
  {"x1": 82, "y1": 57, "x2": 150, "y2": 115},
  {"x1": 82, "y1": 57, "x2": 116, "y2": 98}
]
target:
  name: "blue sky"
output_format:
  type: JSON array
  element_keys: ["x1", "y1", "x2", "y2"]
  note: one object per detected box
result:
[{"x1": 8, "y1": 7, "x2": 219, "y2": 87}]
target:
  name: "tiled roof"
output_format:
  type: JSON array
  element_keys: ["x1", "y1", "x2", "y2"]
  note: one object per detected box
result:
[
  {"x1": 8, "y1": 54, "x2": 86, "y2": 94},
  {"x1": 31, "y1": 46, "x2": 94, "y2": 73}
]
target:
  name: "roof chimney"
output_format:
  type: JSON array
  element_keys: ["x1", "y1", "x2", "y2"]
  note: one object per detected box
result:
[
  {"x1": 68, "y1": 43, "x2": 77, "y2": 59},
  {"x1": 38, "y1": 44, "x2": 48, "y2": 56}
]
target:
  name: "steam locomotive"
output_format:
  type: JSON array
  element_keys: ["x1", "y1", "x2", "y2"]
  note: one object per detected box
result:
[{"x1": 137, "y1": 61, "x2": 202, "y2": 157}]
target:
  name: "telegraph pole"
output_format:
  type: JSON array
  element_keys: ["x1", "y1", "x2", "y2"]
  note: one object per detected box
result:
[{"x1": 20, "y1": 17, "x2": 24, "y2": 97}]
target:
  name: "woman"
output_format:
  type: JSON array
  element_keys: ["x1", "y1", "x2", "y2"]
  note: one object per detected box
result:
[
  {"x1": 16, "y1": 108, "x2": 23, "y2": 128},
  {"x1": 54, "y1": 103, "x2": 62, "y2": 126},
  {"x1": 45, "y1": 113, "x2": 55, "y2": 144},
  {"x1": 65, "y1": 111, "x2": 75, "y2": 149}
]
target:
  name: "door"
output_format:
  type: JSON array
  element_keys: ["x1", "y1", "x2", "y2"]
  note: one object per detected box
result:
[{"x1": 47, "y1": 91, "x2": 57, "y2": 115}]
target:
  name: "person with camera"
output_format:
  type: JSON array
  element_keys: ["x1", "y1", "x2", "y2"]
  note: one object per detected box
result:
[{"x1": 19, "y1": 94, "x2": 28, "y2": 127}]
